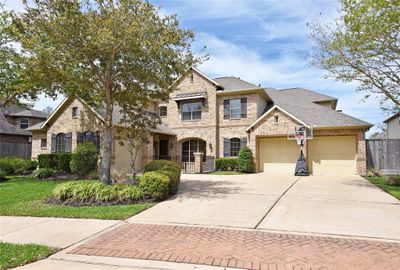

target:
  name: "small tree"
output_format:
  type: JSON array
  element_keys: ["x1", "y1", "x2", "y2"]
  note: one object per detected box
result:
[
  {"x1": 237, "y1": 146, "x2": 254, "y2": 173},
  {"x1": 310, "y1": 0, "x2": 400, "y2": 111},
  {"x1": 115, "y1": 108, "x2": 158, "y2": 180}
]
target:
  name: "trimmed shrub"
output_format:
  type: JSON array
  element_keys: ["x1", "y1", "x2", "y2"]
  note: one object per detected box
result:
[
  {"x1": 57, "y1": 153, "x2": 72, "y2": 172},
  {"x1": 52, "y1": 181, "x2": 144, "y2": 204},
  {"x1": 34, "y1": 168, "x2": 54, "y2": 179},
  {"x1": 144, "y1": 160, "x2": 181, "y2": 173},
  {"x1": 237, "y1": 146, "x2": 255, "y2": 173},
  {"x1": 0, "y1": 158, "x2": 38, "y2": 175},
  {"x1": 0, "y1": 170, "x2": 6, "y2": 182},
  {"x1": 158, "y1": 169, "x2": 180, "y2": 195},
  {"x1": 70, "y1": 142, "x2": 98, "y2": 176},
  {"x1": 143, "y1": 160, "x2": 181, "y2": 195},
  {"x1": 38, "y1": 154, "x2": 58, "y2": 169},
  {"x1": 215, "y1": 158, "x2": 238, "y2": 171},
  {"x1": 0, "y1": 159, "x2": 14, "y2": 174},
  {"x1": 139, "y1": 171, "x2": 170, "y2": 201}
]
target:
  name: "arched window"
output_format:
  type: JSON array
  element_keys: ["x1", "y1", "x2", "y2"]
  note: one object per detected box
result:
[
  {"x1": 230, "y1": 138, "x2": 241, "y2": 157},
  {"x1": 182, "y1": 139, "x2": 206, "y2": 162},
  {"x1": 56, "y1": 133, "x2": 66, "y2": 153}
]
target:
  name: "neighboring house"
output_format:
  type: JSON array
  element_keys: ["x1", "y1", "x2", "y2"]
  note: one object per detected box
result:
[
  {"x1": 383, "y1": 112, "x2": 400, "y2": 139},
  {"x1": 29, "y1": 67, "x2": 373, "y2": 175},
  {"x1": 0, "y1": 103, "x2": 50, "y2": 158}
]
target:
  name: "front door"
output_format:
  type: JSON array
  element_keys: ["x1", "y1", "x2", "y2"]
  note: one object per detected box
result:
[{"x1": 159, "y1": 140, "x2": 169, "y2": 160}]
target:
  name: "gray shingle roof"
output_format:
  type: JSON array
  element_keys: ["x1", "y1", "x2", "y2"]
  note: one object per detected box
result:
[
  {"x1": 280, "y1": 87, "x2": 337, "y2": 102},
  {"x1": 12, "y1": 109, "x2": 50, "y2": 119},
  {"x1": 25, "y1": 121, "x2": 45, "y2": 131},
  {"x1": 0, "y1": 112, "x2": 31, "y2": 136},
  {"x1": 264, "y1": 88, "x2": 372, "y2": 128},
  {"x1": 214, "y1": 77, "x2": 260, "y2": 92}
]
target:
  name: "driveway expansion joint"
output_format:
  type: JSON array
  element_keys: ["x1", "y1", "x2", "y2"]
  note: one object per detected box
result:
[{"x1": 254, "y1": 176, "x2": 302, "y2": 229}]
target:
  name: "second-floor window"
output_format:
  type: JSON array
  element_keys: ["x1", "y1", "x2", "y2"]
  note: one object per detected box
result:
[
  {"x1": 19, "y1": 118, "x2": 29, "y2": 129},
  {"x1": 182, "y1": 101, "x2": 202, "y2": 121},
  {"x1": 224, "y1": 98, "x2": 247, "y2": 119},
  {"x1": 159, "y1": 106, "x2": 167, "y2": 117},
  {"x1": 72, "y1": 107, "x2": 79, "y2": 118}
]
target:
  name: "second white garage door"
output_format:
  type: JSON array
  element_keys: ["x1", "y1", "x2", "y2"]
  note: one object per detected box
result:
[
  {"x1": 308, "y1": 136, "x2": 357, "y2": 175},
  {"x1": 259, "y1": 137, "x2": 299, "y2": 174}
]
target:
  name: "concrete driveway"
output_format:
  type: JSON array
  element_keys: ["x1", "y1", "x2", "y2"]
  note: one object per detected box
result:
[{"x1": 129, "y1": 173, "x2": 400, "y2": 240}]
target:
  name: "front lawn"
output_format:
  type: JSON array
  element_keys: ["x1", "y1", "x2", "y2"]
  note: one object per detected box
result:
[
  {"x1": 208, "y1": 171, "x2": 246, "y2": 175},
  {"x1": 0, "y1": 242, "x2": 55, "y2": 270},
  {"x1": 0, "y1": 176, "x2": 153, "y2": 220},
  {"x1": 366, "y1": 176, "x2": 400, "y2": 200}
]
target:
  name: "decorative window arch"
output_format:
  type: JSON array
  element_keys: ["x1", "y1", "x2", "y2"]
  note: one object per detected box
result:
[
  {"x1": 56, "y1": 133, "x2": 66, "y2": 153},
  {"x1": 230, "y1": 138, "x2": 241, "y2": 157},
  {"x1": 182, "y1": 139, "x2": 206, "y2": 162}
]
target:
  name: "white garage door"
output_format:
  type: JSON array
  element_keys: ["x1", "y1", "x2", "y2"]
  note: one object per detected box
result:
[
  {"x1": 259, "y1": 137, "x2": 299, "y2": 174},
  {"x1": 308, "y1": 136, "x2": 356, "y2": 175}
]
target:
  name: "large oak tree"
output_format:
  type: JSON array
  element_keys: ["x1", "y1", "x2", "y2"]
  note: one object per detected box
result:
[
  {"x1": 9, "y1": 0, "x2": 198, "y2": 184},
  {"x1": 310, "y1": 0, "x2": 400, "y2": 110}
]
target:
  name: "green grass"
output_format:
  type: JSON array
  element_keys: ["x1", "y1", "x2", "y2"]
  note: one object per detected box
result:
[
  {"x1": 0, "y1": 242, "x2": 56, "y2": 270},
  {"x1": 0, "y1": 176, "x2": 154, "y2": 220},
  {"x1": 208, "y1": 171, "x2": 246, "y2": 175},
  {"x1": 366, "y1": 176, "x2": 400, "y2": 200}
]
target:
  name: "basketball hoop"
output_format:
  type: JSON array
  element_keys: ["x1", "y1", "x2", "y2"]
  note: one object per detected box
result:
[{"x1": 295, "y1": 126, "x2": 306, "y2": 145}]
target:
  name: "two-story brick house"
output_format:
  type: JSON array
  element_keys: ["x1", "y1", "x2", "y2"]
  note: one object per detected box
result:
[{"x1": 29, "y1": 67, "x2": 372, "y2": 175}]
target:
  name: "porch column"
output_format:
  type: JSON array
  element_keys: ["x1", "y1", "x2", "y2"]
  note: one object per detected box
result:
[{"x1": 193, "y1": 152, "x2": 204, "y2": 173}]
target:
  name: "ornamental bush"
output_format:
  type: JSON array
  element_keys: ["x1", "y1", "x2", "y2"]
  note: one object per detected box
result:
[
  {"x1": 52, "y1": 181, "x2": 144, "y2": 204},
  {"x1": 69, "y1": 142, "x2": 98, "y2": 176},
  {"x1": 143, "y1": 160, "x2": 181, "y2": 194},
  {"x1": 215, "y1": 158, "x2": 238, "y2": 171},
  {"x1": 33, "y1": 168, "x2": 54, "y2": 179},
  {"x1": 0, "y1": 170, "x2": 6, "y2": 182},
  {"x1": 139, "y1": 171, "x2": 170, "y2": 201},
  {"x1": 57, "y1": 153, "x2": 72, "y2": 172},
  {"x1": 38, "y1": 154, "x2": 58, "y2": 169},
  {"x1": 0, "y1": 158, "x2": 37, "y2": 175},
  {"x1": 237, "y1": 146, "x2": 255, "y2": 173}
]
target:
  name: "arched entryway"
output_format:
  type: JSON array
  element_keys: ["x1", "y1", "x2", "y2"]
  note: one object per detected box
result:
[{"x1": 182, "y1": 139, "x2": 206, "y2": 162}]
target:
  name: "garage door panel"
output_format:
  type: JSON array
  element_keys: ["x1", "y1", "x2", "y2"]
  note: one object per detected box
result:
[
  {"x1": 259, "y1": 137, "x2": 299, "y2": 174},
  {"x1": 309, "y1": 136, "x2": 356, "y2": 175}
]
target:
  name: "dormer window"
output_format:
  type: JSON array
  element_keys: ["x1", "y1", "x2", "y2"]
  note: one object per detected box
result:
[
  {"x1": 159, "y1": 106, "x2": 167, "y2": 117},
  {"x1": 19, "y1": 118, "x2": 29, "y2": 129},
  {"x1": 72, "y1": 107, "x2": 79, "y2": 118}
]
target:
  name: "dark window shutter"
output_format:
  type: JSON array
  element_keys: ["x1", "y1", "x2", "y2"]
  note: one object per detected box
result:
[
  {"x1": 65, "y1": 132, "x2": 72, "y2": 153},
  {"x1": 223, "y1": 138, "x2": 230, "y2": 157},
  {"x1": 77, "y1": 132, "x2": 83, "y2": 144},
  {"x1": 241, "y1": 98, "x2": 247, "y2": 118},
  {"x1": 240, "y1": 137, "x2": 247, "y2": 148},
  {"x1": 223, "y1": 100, "x2": 230, "y2": 119},
  {"x1": 51, "y1": 134, "x2": 57, "y2": 153}
]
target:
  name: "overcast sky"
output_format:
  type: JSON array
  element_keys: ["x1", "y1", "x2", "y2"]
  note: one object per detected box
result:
[{"x1": 5, "y1": 0, "x2": 387, "y2": 135}]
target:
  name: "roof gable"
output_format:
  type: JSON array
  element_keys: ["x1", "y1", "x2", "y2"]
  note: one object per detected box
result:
[{"x1": 171, "y1": 67, "x2": 223, "y2": 90}]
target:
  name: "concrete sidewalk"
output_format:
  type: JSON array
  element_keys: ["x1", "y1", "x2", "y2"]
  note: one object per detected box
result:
[{"x1": 0, "y1": 216, "x2": 120, "y2": 248}]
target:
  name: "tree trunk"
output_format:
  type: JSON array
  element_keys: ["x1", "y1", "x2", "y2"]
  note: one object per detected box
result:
[{"x1": 100, "y1": 80, "x2": 113, "y2": 184}]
